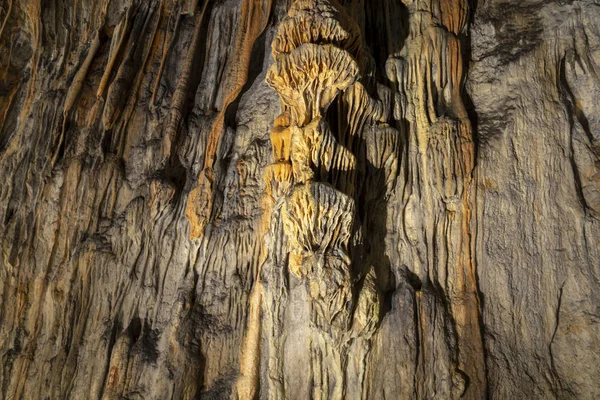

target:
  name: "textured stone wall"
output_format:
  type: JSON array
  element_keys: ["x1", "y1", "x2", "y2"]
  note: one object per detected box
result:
[{"x1": 0, "y1": 0, "x2": 598, "y2": 399}]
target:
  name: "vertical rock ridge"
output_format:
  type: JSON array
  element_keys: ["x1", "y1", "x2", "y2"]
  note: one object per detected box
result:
[
  {"x1": 385, "y1": 0, "x2": 486, "y2": 397},
  {"x1": 186, "y1": 0, "x2": 273, "y2": 240},
  {"x1": 233, "y1": 1, "x2": 393, "y2": 398}
]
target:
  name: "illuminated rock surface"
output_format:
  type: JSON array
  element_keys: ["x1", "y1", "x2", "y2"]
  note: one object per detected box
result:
[{"x1": 0, "y1": 0, "x2": 598, "y2": 399}]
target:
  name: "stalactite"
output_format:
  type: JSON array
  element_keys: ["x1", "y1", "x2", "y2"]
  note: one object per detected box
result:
[
  {"x1": 52, "y1": 30, "x2": 101, "y2": 166},
  {"x1": 63, "y1": 32, "x2": 101, "y2": 118},
  {"x1": 97, "y1": 8, "x2": 132, "y2": 100},
  {"x1": 0, "y1": 0, "x2": 12, "y2": 40},
  {"x1": 102, "y1": 3, "x2": 154, "y2": 131}
]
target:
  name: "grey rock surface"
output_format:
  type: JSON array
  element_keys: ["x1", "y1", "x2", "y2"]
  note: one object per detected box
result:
[{"x1": 0, "y1": 0, "x2": 597, "y2": 399}]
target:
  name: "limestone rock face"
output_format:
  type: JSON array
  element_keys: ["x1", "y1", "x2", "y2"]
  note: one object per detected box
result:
[{"x1": 0, "y1": 0, "x2": 598, "y2": 399}]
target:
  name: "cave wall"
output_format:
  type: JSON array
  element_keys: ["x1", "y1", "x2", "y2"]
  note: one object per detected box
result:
[
  {"x1": 469, "y1": 2, "x2": 600, "y2": 398},
  {"x1": 0, "y1": 0, "x2": 598, "y2": 399}
]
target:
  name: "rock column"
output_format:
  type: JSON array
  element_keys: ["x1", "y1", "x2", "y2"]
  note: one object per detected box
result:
[{"x1": 236, "y1": 1, "x2": 383, "y2": 398}]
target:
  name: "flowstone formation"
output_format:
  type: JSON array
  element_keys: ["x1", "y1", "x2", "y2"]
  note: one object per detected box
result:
[
  {"x1": 1, "y1": 0, "x2": 600, "y2": 398},
  {"x1": 233, "y1": 0, "x2": 486, "y2": 398},
  {"x1": 386, "y1": 0, "x2": 486, "y2": 397},
  {"x1": 235, "y1": 1, "x2": 387, "y2": 397}
]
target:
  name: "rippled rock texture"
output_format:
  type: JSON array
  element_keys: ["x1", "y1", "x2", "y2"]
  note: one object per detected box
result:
[{"x1": 0, "y1": 0, "x2": 599, "y2": 399}]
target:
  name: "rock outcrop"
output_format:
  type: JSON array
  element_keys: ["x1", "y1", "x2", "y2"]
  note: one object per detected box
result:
[{"x1": 0, "y1": 0, "x2": 598, "y2": 399}]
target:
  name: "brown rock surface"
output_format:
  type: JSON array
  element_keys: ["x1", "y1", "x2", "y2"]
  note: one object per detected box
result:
[{"x1": 0, "y1": 0, "x2": 598, "y2": 399}]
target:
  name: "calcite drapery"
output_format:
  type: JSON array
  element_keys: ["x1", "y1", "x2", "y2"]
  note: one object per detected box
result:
[
  {"x1": 282, "y1": 182, "x2": 355, "y2": 333},
  {"x1": 235, "y1": 0, "x2": 386, "y2": 398},
  {"x1": 266, "y1": 44, "x2": 359, "y2": 126},
  {"x1": 266, "y1": 0, "x2": 362, "y2": 340},
  {"x1": 242, "y1": 0, "x2": 486, "y2": 397},
  {"x1": 386, "y1": 0, "x2": 486, "y2": 398}
]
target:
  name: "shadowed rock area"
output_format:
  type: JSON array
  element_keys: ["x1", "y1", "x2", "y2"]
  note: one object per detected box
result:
[{"x1": 0, "y1": 0, "x2": 598, "y2": 399}]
